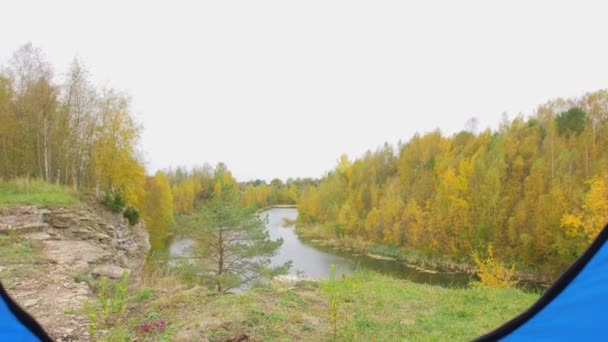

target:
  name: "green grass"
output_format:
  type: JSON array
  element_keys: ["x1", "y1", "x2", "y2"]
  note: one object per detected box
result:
[
  {"x1": 103, "y1": 270, "x2": 539, "y2": 341},
  {"x1": 0, "y1": 234, "x2": 47, "y2": 289},
  {"x1": 368, "y1": 244, "x2": 402, "y2": 259},
  {"x1": 321, "y1": 271, "x2": 538, "y2": 341},
  {"x1": 0, "y1": 234, "x2": 44, "y2": 264},
  {"x1": 0, "y1": 178, "x2": 77, "y2": 208}
]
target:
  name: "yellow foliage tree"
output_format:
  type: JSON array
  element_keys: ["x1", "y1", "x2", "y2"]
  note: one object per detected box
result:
[
  {"x1": 402, "y1": 199, "x2": 426, "y2": 249},
  {"x1": 379, "y1": 196, "x2": 404, "y2": 245},
  {"x1": 338, "y1": 202, "x2": 359, "y2": 236},
  {"x1": 141, "y1": 172, "x2": 174, "y2": 250},
  {"x1": 561, "y1": 176, "x2": 608, "y2": 242},
  {"x1": 364, "y1": 207, "x2": 381, "y2": 239},
  {"x1": 240, "y1": 184, "x2": 257, "y2": 208},
  {"x1": 213, "y1": 166, "x2": 239, "y2": 202},
  {"x1": 471, "y1": 245, "x2": 518, "y2": 289},
  {"x1": 172, "y1": 179, "x2": 196, "y2": 214},
  {"x1": 298, "y1": 186, "x2": 320, "y2": 223},
  {"x1": 91, "y1": 109, "x2": 145, "y2": 208},
  {"x1": 581, "y1": 177, "x2": 608, "y2": 239},
  {"x1": 295, "y1": 91, "x2": 608, "y2": 277}
]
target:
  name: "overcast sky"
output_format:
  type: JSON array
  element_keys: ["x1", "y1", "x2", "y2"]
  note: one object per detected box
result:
[{"x1": 2, "y1": 1, "x2": 607, "y2": 181}]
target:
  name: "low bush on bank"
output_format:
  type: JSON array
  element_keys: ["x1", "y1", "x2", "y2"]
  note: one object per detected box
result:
[
  {"x1": 102, "y1": 191, "x2": 126, "y2": 213},
  {"x1": 472, "y1": 245, "x2": 518, "y2": 289},
  {"x1": 123, "y1": 206, "x2": 140, "y2": 225}
]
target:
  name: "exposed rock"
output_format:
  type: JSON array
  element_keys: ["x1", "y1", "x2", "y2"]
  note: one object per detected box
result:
[
  {"x1": 92, "y1": 265, "x2": 129, "y2": 279},
  {"x1": 0, "y1": 204, "x2": 150, "y2": 341},
  {"x1": 0, "y1": 205, "x2": 150, "y2": 272},
  {"x1": 44, "y1": 240, "x2": 111, "y2": 271},
  {"x1": 43, "y1": 208, "x2": 80, "y2": 229},
  {"x1": 0, "y1": 207, "x2": 44, "y2": 231},
  {"x1": 23, "y1": 298, "x2": 41, "y2": 308},
  {"x1": 24, "y1": 232, "x2": 52, "y2": 240},
  {"x1": 0, "y1": 206, "x2": 50, "y2": 234}
]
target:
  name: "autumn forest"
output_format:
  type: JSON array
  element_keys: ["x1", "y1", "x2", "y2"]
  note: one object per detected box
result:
[{"x1": 2, "y1": 43, "x2": 608, "y2": 279}]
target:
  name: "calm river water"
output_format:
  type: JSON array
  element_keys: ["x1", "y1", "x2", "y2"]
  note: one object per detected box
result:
[{"x1": 168, "y1": 207, "x2": 472, "y2": 287}]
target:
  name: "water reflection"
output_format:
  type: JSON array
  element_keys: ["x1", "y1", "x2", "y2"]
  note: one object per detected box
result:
[{"x1": 166, "y1": 208, "x2": 473, "y2": 288}]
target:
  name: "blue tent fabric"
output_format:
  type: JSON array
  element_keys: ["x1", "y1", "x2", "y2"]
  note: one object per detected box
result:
[
  {"x1": 475, "y1": 223, "x2": 608, "y2": 341},
  {"x1": 0, "y1": 282, "x2": 51, "y2": 341}
]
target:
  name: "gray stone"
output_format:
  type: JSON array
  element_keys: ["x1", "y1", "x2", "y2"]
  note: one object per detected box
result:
[
  {"x1": 92, "y1": 265, "x2": 129, "y2": 279},
  {"x1": 23, "y1": 298, "x2": 41, "y2": 308},
  {"x1": 0, "y1": 203, "x2": 151, "y2": 340},
  {"x1": 24, "y1": 232, "x2": 52, "y2": 240},
  {"x1": 43, "y1": 240, "x2": 111, "y2": 270}
]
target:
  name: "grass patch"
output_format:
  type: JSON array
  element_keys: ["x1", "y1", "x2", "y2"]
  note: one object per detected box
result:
[
  {"x1": 0, "y1": 234, "x2": 47, "y2": 289},
  {"x1": 0, "y1": 234, "x2": 45, "y2": 264},
  {"x1": 0, "y1": 178, "x2": 77, "y2": 208},
  {"x1": 319, "y1": 271, "x2": 538, "y2": 341},
  {"x1": 105, "y1": 270, "x2": 538, "y2": 341}
]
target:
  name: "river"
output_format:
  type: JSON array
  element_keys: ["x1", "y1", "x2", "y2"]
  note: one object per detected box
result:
[{"x1": 167, "y1": 207, "x2": 472, "y2": 287}]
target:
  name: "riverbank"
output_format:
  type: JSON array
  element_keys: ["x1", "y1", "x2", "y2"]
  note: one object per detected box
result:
[
  {"x1": 0, "y1": 193, "x2": 541, "y2": 340},
  {"x1": 295, "y1": 224, "x2": 554, "y2": 287},
  {"x1": 102, "y1": 270, "x2": 538, "y2": 341},
  {"x1": 161, "y1": 208, "x2": 477, "y2": 288},
  {"x1": 255, "y1": 204, "x2": 298, "y2": 213},
  {"x1": 0, "y1": 213, "x2": 542, "y2": 341}
]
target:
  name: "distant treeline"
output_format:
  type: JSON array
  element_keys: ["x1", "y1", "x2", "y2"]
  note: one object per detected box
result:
[
  {"x1": 298, "y1": 91, "x2": 608, "y2": 276},
  {"x1": 166, "y1": 164, "x2": 315, "y2": 214}
]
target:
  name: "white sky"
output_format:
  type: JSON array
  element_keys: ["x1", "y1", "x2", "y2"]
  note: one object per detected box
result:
[{"x1": 2, "y1": 1, "x2": 607, "y2": 182}]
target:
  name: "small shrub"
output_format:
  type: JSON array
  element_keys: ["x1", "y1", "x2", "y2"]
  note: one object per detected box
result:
[
  {"x1": 103, "y1": 191, "x2": 126, "y2": 213},
  {"x1": 132, "y1": 287, "x2": 153, "y2": 301},
  {"x1": 471, "y1": 245, "x2": 518, "y2": 288},
  {"x1": 123, "y1": 206, "x2": 140, "y2": 225},
  {"x1": 88, "y1": 313, "x2": 97, "y2": 340},
  {"x1": 332, "y1": 223, "x2": 344, "y2": 239},
  {"x1": 92, "y1": 271, "x2": 130, "y2": 326},
  {"x1": 321, "y1": 264, "x2": 353, "y2": 340},
  {"x1": 74, "y1": 269, "x2": 95, "y2": 287}
]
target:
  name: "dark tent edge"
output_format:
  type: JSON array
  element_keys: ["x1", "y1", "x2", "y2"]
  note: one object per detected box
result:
[
  {"x1": 0, "y1": 281, "x2": 52, "y2": 341},
  {"x1": 474, "y1": 222, "x2": 608, "y2": 341}
]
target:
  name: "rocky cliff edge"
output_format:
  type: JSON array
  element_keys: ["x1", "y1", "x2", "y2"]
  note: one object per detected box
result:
[{"x1": 0, "y1": 204, "x2": 150, "y2": 341}]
